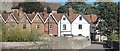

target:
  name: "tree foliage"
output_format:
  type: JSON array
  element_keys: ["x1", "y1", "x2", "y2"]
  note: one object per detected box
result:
[
  {"x1": 65, "y1": 2, "x2": 96, "y2": 14},
  {"x1": 57, "y1": 6, "x2": 69, "y2": 13},
  {"x1": 18, "y1": 2, "x2": 44, "y2": 13},
  {"x1": 94, "y1": 2, "x2": 119, "y2": 35},
  {"x1": 47, "y1": 7, "x2": 52, "y2": 13}
]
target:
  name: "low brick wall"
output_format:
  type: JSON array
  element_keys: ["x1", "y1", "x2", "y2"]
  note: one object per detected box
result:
[{"x1": 2, "y1": 37, "x2": 91, "y2": 49}]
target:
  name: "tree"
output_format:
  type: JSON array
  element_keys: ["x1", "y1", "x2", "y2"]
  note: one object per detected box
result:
[
  {"x1": 94, "y1": 2, "x2": 119, "y2": 36},
  {"x1": 57, "y1": 6, "x2": 69, "y2": 13},
  {"x1": 18, "y1": 2, "x2": 44, "y2": 13},
  {"x1": 65, "y1": 2, "x2": 95, "y2": 14},
  {"x1": 47, "y1": 7, "x2": 52, "y2": 13}
]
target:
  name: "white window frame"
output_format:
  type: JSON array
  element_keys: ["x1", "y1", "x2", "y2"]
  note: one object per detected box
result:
[
  {"x1": 49, "y1": 24, "x2": 52, "y2": 29},
  {"x1": 36, "y1": 24, "x2": 40, "y2": 29}
]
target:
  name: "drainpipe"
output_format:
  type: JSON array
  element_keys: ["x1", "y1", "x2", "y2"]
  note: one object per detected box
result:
[{"x1": 48, "y1": 18, "x2": 49, "y2": 35}]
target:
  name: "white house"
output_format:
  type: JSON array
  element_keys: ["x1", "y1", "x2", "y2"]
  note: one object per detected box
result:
[
  {"x1": 58, "y1": 13, "x2": 90, "y2": 38},
  {"x1": 71, "y1": 14, "x2": 90, "y2": 38},
  {"x1": 58, "y1": 14, "x2": 71, "y2": 36}
]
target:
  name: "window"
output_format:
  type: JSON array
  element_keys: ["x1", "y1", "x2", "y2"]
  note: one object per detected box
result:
[
  {"x1": 49, "y1": 24, "x2": 52, "y2": 29},
  {"x1": 78, "y1": 24, "x2": 82, "y2": 29},
  {"x1": 79, "y1": 17, "x2": 82, "y2": 20},
  {"x1": 36, "y1": 24, "x2": 39, "y2": 29},
  {"x1": 63, "y1": 24, "x2": 66, "y2": 30},
  {"x1": 23, "y1": 24, "x2": 26, "y2": 29},
  {"x1": 63, "y1": 18, "x2": 66, "y2": 20}
]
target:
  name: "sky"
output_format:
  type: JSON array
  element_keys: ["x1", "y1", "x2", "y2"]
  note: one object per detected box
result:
[{"x1": 46, "y1": 0, "x2": 120, "y2": 5}]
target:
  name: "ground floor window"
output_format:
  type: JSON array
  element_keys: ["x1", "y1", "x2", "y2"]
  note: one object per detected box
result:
[
  {"x1": 36, "y1": 24, "x2": 40, "y2": 29},
  {"x1": 49, "y1": 24, "x2": 52, "y2": 29},
  {"x1": 23, "y1": 24, "x2": 26, "y2": 29}
]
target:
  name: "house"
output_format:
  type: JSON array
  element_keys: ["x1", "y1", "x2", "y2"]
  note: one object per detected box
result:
[
  {"x1": 71, "y1": 14, "x2": 91, "y2": 38},
  {"x1": 58, "y1": 14, "x2": 72, "y2": 36},
  {"x1": 84, "y1": 14, "x2": 98, "y2": 40},
  {"x1": 58, "y1": 5, "x2": 91, "y2": 38},
  {"x1": 16, "y1": 13, "x2": 31, "y2": 31},
  {"x1": 30, "y1": 13, "x2": 45, "y2": 34},
  {"x1": 44, "y1": 13, "x2": 58, "y2": 36}
]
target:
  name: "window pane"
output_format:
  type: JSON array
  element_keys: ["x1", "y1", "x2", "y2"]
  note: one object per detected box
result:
[
  {"x1": 78, "y1": 24, "x2": 82, "y2": 29},
  {"x1": 79, "y1": 17, "x2": 82, "y2": 20},
  {"x1": 63, "y1": 24, "x2": 66, "y2": 30},
  {"x1": 36, "y1": 24, "x2": 39, "y2": 29},
  {"x1": 49, "y1": 24, "x2": 52, "y2": 29},
  {"x1": 63, "y1": 18, "x2": 66, "y2": 20},
  {"x1": 23, "y1": 24, "x2": 26, "y2": 29}
]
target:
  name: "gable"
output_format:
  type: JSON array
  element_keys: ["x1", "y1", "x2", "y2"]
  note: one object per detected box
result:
[
  {"x1": 6, "y1": 16, "x2": 16, "y2": 23},
  {"x1": 19, "y1": 15, "x2": 30, "y2": 23},
  {"x1": 32, "y1": 14, "x2": 43, "y2": 23},
  {"x1": 72, "y1": 15, "x2": 90, "y2": 24},
  {"x1": 60, "y1": 15, "x2": 71, "y2": 24},
  {"x1": 45, "y1": 13, "x2": 58, "y2": 24}
]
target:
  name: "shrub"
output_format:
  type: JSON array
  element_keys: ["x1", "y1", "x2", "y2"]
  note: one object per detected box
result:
[
  {"x1": 2, "y1": 27, "x2": 42, "y2": 42},
  {"x1": 108, "y1": 33, "x2": 119, "y2": 41}
]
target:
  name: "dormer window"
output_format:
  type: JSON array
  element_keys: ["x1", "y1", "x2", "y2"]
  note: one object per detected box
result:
[
  {"x1": 63, "y1": 18, "x2": 66, "y2": 20},
  {"x1": 79, "y1": 17, "x2": 82, "y2": 20}
]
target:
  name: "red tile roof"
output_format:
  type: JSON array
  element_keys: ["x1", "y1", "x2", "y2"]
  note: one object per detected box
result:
[
  {"x1": 67, "y1": 13, "x2": 79, "y2": 22},
  {"x1": 84, "y1": 14, "x2": 98, "y2": 23},
  {"x1": 52, "y1": 12, "x2": 63, "y2": 22}
]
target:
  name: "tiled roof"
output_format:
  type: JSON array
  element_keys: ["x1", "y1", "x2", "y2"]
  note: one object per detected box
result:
[
  {"x1": 67, "y1": 13, "x2": 79, "y2": 23},
  {"x1": 84, "y1": 14, "x2": 98, "y2": 23},
  {"x1": 52, "y1": 13, "x2": 63, "y2": 22}
]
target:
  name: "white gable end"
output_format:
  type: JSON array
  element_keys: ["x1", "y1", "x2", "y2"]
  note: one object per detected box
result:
[
  {"x1": 58, "y1": 15, "x2": 71, "y2": 36},
  {"x1": 72, "y1": 15, "x2": 89, "y2": 24},
  {"x1": 72, "y1": 15, "x2": 90, "y2": 38}
]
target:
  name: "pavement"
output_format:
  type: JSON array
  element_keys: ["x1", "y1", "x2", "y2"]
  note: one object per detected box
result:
[{"x1": 84, "y1": 41, "x2": 111, "y2": 51}]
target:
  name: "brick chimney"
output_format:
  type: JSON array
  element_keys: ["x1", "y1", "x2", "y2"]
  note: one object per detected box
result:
[
  {"x1": 18, "y1": 7, "x2": 24, "y2": 17},
  {"x1": 68, "y1": 5, "x2": 73, "y2": 16}
]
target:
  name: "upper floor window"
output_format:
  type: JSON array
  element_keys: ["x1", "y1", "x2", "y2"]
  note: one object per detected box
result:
[
  {"x1": 63, "y1": 18, "x2": 66, "y2": 20},
  {"x1": 36, "y1": 24, "x2": 40, "y2": 29},
  {"x1": 78, "y1": 24, "x2": 82, "y2": 29},
  {"x1": 23, "y1": 24, "x2": 26, "y2": 29},
  {"x1": 49, "y1": 24, "x2": 52, "y2": 29},
  {"x1": 63, "y1": 24, "x2": 66, "y2": 30},
  {"x1": 79, "y1": 17, "x2": 82, "y2": 20}
]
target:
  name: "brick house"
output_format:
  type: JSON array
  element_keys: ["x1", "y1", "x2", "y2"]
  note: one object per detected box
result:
[
  {"x1": 16, "y1": 13, "x2": 31, "y2": 31},
  {"x1": 44, "y1": 13, "x2": 58, "y2": 36},
  {"x1": 30, "y1": 13, "x2": 45, "y2": 35}
]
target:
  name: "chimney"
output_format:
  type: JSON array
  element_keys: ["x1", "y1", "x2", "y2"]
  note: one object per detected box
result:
[
  {"x1": 52, "y1": 11, "x2": 57, "y2": 13},
  {"x1": 32, "y1": 11, "x2": 35, "y2": 14},
  {"x1": 68, "y1": 5, "x2": 73, "y2": 16},
  {"x1": 18, "y1": 7, "x2": 24, "y2": 17}
]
